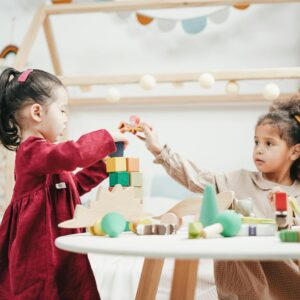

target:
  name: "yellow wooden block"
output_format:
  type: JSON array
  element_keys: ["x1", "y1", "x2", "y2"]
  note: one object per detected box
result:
[
  {"x1": 106, "y1": 157, "x2": 127, "y2": 173},
  {"x1": 126, "y1": 158, "x2": 139, "y2": 172},
  {"x1": 130, "y1": 172, "x2": 143, "y2": 187}
]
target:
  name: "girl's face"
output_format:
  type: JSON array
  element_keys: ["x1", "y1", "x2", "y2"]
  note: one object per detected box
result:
[
  {"x1": 41, "y1": 86, "x2": 68, "y2": 142},
  {"x1": 253, "y1": 123, "x2": 293, "y2": 176}
]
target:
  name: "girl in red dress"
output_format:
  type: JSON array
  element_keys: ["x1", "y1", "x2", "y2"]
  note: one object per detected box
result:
[{"x1": 0, "y1": 68, "x2": 124, "y2": 299}]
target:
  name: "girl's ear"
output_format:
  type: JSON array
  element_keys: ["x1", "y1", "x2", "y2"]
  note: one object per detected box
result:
[
  {"x1": 30, "y1": 103, "x2": 43, "y2": 122},
  {"x1": 291, "y1": 144, "x2": 300, "y2": 161}
]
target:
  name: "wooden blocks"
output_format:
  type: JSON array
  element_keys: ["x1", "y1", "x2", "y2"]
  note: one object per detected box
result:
[
  {"x1": 106, "y1": 157, "x2": 126, "y2": 173},
  {"x1": 130, "y1": 172, "x2": 143, "y2": 187},
  {"x1": 106, "y1": 156, "x2": 143, "y2": 202},
  {"x1": 109, "y1": 172, "x2": 130, "y2": 187},
  {"x1": 126, "y1": 157, "x2": 139, "y2": 172}
]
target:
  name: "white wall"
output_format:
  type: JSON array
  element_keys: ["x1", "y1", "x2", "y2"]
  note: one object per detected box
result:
[{"x1": 1, "y1": 1, "x2": 300, "y2": 199}]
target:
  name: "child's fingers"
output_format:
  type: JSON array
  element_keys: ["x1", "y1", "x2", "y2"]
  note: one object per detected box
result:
[{"x1": 136, "y1": 134, "x2": 146, "y2": 141}]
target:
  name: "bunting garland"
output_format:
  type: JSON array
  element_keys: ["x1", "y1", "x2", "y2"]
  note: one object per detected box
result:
[{"x1": 116, "y1": 4, "x2": 250, "y2": 35}]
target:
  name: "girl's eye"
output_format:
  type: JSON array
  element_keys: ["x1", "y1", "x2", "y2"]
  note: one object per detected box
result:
[
  {"x1": 254, "y1": 140, "x2": 259, "y2": 145},
  {"x1": 266, "y1": 141, "x2": 273, "y2": 146}
]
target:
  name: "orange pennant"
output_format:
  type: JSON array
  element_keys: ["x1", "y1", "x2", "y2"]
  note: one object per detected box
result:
[{"x1": 136, "y1": 13, "x2": 154, "y2": 25}]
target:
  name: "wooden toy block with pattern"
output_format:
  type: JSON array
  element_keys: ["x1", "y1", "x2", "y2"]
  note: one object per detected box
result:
[
  {"x1": 58, "y1": 185, "x2": 150, "y2": 228},
  {"x1": 126, "y1": 158, "x2": 139, "y2": 172},
  {"x1": 106, "y1": 157, "x2": 127, "y2": 173},
  {"x1": 130, "y1": 172, "x2": 143, "y2": 187},
  {"x1": 109, "y1": 172, "x2": 130, "y2": 187}
]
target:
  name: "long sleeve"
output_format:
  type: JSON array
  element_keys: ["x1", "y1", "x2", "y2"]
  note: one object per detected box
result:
[
  {"x1": 23, "y1": 130, "x2": 116, "y2": 175},
  {"x1": 153, "y1": 145, "x2": 229, "y2": 193},
  {"x1": 72, "y1": 160, "x2": 108, "y2": 196}
]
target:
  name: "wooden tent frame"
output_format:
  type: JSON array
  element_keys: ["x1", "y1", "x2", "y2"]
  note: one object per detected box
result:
[{"x1": 1, "y1": 1, "x2": 300, "y2": 299}]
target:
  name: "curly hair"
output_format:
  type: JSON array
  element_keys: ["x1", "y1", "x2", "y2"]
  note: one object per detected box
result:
[{"x1": 256, "y1": 95, "x2": 300, "y2": 180}]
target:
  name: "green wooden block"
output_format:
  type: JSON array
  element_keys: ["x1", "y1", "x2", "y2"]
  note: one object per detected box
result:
[{"x1": 109, "y1": 172, "x2": 130, "y2": 187}]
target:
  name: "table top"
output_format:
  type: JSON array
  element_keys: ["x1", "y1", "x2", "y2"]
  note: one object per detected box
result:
[{"x1": 55, "y1": 231, "x2": 300, "y2": 260}]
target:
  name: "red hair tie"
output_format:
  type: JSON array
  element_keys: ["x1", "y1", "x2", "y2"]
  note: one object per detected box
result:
[{"x1": 18, "y1": 69, "x2": 33, "y2": 83}]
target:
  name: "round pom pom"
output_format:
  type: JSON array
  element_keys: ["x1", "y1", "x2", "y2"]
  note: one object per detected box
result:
[
  {"x1": 105, "y1": 88, "x2": 121, "y2": 103},
  {"x1": 225, "y1": 81, "x2": 240, "y2": 95},
  {"x1": 263, "y1": 83, "x2": 280, "y2": 101},
  {"x1": 140, "y1": 74, "x2": 157, "y2": 90},
  {"x1": 198, "y1": 73, "x2": 215, "y2": 89},
  {"x1": 101, "y1": 212, "x2": 126, "y2": 237},
  {"x1": 215, "y1": 210, "x2": 241, "y2": 237}
]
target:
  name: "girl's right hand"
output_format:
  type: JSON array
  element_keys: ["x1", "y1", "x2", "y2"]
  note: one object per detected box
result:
[{"x1": 136, "y1": 123, "x2": 163, "y2": 156}]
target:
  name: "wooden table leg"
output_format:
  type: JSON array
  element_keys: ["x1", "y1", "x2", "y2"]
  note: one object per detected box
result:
[
  {"x1": 170, "y1": 259, "x2": 199, "y2": 300},
  {"x1": 135, "y1": 258, "x2": 164, "y2": 300}
]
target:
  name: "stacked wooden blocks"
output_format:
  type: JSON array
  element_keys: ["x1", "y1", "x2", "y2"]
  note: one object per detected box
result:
[{"x1": 106, "y1": 143, "x2": 143, "y2": 202}]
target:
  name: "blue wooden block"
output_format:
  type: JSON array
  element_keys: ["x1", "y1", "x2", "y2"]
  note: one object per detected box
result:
[{"x1": 110, "y1": 142, "x2": 124, "y2": 157}]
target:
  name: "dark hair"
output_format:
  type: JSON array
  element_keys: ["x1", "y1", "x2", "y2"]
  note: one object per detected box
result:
[
  {"x1": 256, "y1": 95, "x2": 300, "y2": 180},
  {"x1": 0, "y1": 68, "x2": 63, "y2": 151}
]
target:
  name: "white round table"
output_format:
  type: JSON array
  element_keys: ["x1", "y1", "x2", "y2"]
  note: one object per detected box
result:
[{"x1": 55, "y1": 232, "x2": 300, "y2": 300}]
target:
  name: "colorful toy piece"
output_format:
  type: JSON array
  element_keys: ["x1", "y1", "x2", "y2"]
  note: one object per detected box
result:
[
  {"x1": 110, "y1": 141, "x2": 125, "y2": 157},
  {"x1": 202, "y1": 210, "x2": 241, "y2": 238},
  {"x1": 275, "y1": 192, "x2": 288, "y2": 211},
  {"x1": 119, "y1": 115, "x2": 143, "y2": 135},
  {"x1": 106, "y1": 157, "x2": 127, "y2": 173},
  {"x1": 274, "y1": 191, "x2": 289, "y2": 231},
  {"x1": 101, "y1": 212, "x2": 126, "y2": 238},
  {"x1": 136, "y1": 224, "x2": 176, "y2": 235},
  {"x1": 279, "y1": 230, "x2": 300, "y2": 243},
  {"x1": 200, "y1": 184, "x2": 219, "y2": 227},
  {"x1": 109, "y1": 172, "x2": 130, "y2": 187},
  {"x1": 188, "y1": 222, "x2": 203, "y2": 239}
]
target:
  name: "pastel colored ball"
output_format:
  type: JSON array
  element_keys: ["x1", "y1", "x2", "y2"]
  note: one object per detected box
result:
[
  {"x1": 101, "y1": 212, "x2": 126, "y2": 237},
  {"x1": 215, "y1": 210, "x2": 241, "y2": 237},
  {"x1": 263, "y1": 83, "x2": 280, "y2": 101},
  {"x1": 140, "y1": 74, "x2": 157, "y2": 90},
  {"x1": 106, "y1": 88, "x2": 121, "y2": 103},
  {"x1": 225, "y1": 81, "x2": 240, "y2": 95},
  {"x1": 198, "y1": 73, "x2": 215, "y2": 89}
]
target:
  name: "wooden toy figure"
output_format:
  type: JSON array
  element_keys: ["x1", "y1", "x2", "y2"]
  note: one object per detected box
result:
[
  {"x1": 119, "y1": 115, "x2": 143, "y2": 135},
  {"x1": 274, "y1": 192, "x2": 289, "y2": 231}
]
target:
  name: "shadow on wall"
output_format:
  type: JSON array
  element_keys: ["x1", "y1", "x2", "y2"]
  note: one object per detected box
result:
[{"x1": 150, "y1": 174, "x2": 198, "y2": 200}]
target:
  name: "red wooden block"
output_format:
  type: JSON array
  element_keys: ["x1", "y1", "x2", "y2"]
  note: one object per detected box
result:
[{"x1": 275, "y1": 192, "x2": 287, "y2": 211}]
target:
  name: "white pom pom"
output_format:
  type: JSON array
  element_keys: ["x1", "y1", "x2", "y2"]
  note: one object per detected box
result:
[
  {"x1": 198, "y1": 73, "x2": 215, "y2": 89},
  {"x1": 105, "y1": 88, "x2": 121, "y2": 103},
  {"x1": 140, "y1": 74, "x2": 157, "y2": 90},
  {"x1": 225, "y1": 81, "x2": 240, "y2": 95},
  {"x1": 263, "y1": 83, "x2": 280, "y2": 101}
]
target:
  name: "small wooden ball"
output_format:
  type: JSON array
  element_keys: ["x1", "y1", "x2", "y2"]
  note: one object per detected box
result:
[
  {"x1": 140, "y1": 74, "x2": 157, "y2": 90},
  {"x1": 198, "y1": 73, "x2": 215, "y2": 89}
]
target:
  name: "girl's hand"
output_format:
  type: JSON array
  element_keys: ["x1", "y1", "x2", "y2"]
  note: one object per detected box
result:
[
  {"x1": 267, "y1": 186, "x2": 281, "y2": 211},
  {"x1": 136, "y1": 123, "x2": 163, "y2": 156}
]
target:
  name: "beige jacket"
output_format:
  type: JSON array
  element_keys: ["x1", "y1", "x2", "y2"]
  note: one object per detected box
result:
[{"x1": 154, "y1": 145, "x2": 300, "y2": 300}]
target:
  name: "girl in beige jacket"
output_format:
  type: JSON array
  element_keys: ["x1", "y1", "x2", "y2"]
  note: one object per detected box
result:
[{"x1": 136, "y1": 96, "x2": 300, "y2": 300}]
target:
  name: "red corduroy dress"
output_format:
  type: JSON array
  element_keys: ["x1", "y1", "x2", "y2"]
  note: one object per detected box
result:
[{"x1": 0, "y1": 129, "x2": 116, "y2": 300}]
